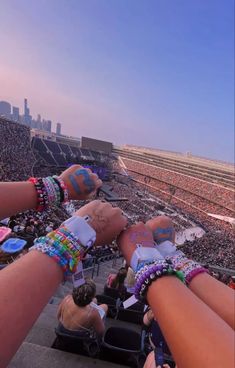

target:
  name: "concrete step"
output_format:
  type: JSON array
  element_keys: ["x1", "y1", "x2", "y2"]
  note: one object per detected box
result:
[
  {"x1": 25, "y1": 304, "x2": 58, "y2": 347},
  {"x1": 9, "y1": 342, "x2": 126, "y2": 368}
]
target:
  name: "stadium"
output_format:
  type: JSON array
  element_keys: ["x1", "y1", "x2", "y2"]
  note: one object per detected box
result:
[{"x1": 0, "y1": 116, "x2": 234, "y2": 367}]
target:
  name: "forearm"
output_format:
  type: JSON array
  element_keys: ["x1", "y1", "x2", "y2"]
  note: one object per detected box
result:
[
  {"x1": 147, "y1": 276, "x2": 234, "y2": 368},
  {"x1": 0, "y1": 251, "x2": 63, "y2": 367},
  {"x1": 0, "y1": 182, "x2": 37, "y2": 220},
  {"x1": 189, "y1": 273, "x2": 235, "y2": 329}
]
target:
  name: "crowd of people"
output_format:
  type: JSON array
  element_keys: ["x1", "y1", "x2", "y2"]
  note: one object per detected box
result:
[
  {"x1": 0, "y1": 120, "x2": 234, "y2": 367},
  {"x1": 122, "y1": 157, "x2": 234, "y2": 210},
  {"x1": 110, "y1": 163, "x2": 234, "y2": 270},
  {"x1": 0, "y1": 118, "x2": 234, "y2": 270},
  {"x1": 0, "y1": 118, "x2": 36, "y2": 181}
]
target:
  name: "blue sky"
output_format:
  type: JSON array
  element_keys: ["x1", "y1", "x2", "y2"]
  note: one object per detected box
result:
[{"x1": 0, "y1": 0, "x2": 234, "y2": 162}]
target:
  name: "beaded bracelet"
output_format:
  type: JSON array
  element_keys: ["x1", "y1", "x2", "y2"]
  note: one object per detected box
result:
[
  {"x1": 167, "y1": 253, "x2": 208, "y2": 285},
  {"x1": 31, "y1": 226, "x2": 84, "y2": 276},
  {"x1": 134, "y1": 259, "x2": 185, "y2": 301},
  {"x1": 53, "y1": 176, "x2": 69, "y2": 202},
  {"x1": 47, "y1": 176, "x2": 61, "y2": 206},
  {"x1": 28, "y1": 176, "x2": 68, "y2": 211},
  {"x1": 28, "y1": 177, "x2": 49, "y2": 211}
]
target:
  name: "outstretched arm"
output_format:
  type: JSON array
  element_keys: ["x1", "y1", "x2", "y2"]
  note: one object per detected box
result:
[
  {"x1": 0, "y1": 201, "x2": 127, "y2": 367},
  {"x1": 0, "y1": 251, "x2": 62, "y2": 367},
  {"x1": 0, "y1": 164, "x2": 102, "y2": 220},
  {"x1": 189, "y1": 272, "x2": 235, "y2": 329},
  {"x1": 0, "y1": 181, "x2": 37, "y2": 219},
  {"x1": 146, "y1": 215, "x2": 235, "y2": 329},
  {"x1": 118, "y1": 223, "x2": 234, "y2": 368}
]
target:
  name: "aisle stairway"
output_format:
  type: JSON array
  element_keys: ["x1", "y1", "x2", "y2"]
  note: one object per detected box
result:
[{"x1": 9, "y1": 258, "x2": 142, "y2": 368}]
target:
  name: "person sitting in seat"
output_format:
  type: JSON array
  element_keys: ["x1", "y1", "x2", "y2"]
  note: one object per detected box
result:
[
  {"x1": 125, "y1": 267, "x2": 136, "y2": 294},
  {"x1": 57, "y1": 279, "x2": 108, "y2": 337},
  {"x1": 106, "y1": 267, "x2": 127, "y2": 297}
]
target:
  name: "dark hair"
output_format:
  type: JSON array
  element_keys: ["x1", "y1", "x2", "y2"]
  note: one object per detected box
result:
[
  {"x1": 111, "y1": 267, "x2": 127, "y2": 289},
  {"x1": 72, "y1": 279, "x2": 96, "y2": 307}
]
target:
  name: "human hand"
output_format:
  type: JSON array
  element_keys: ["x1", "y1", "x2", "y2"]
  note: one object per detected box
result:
[
  {"x1": 75, "y1": 200, "x2": 127, "y2": 246},
  {"x1": 143, "y1": 351, "x2": 155, "y2": 368},
  {"x1": 146, "y1": 216, "x2": 175, "y2": 244},
  {"x1": 60, "y1": 165, "x2": 102, "y2": 200},
  {"x1": 143, "y1": 351, "x2": 172, "y2": 368},
  {"x1": 117, "y1": 223, "x2": 155, "y2": 266}
]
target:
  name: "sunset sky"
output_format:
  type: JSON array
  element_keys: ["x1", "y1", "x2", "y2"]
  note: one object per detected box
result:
[{"x1": 0, "y1": 0, "x2": 234, "y2": 162}]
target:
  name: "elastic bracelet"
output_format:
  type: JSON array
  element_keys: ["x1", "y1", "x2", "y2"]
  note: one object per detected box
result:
[
  {"x1": 134, "y1": 259, "x2": 185, "y2": 301},
  {"x1": 167, "y1": 253, "x2": 208, "y2": 286},
  {"x1": 28, "y1": 176, "x2": 69, "y2": 211},
  {"x1": 28, "y1": 177, "x2": 49, "y2": 212},
  {"x1": 31, "y1": 226, "x2": 84, "y2": 277},
  {"x1": 53, "y1": 176, "x2": 69, "y2": 203},
  {"x1": 52, "y1": 177, "x2": 64, "y2": 202},
  {"x1": 47, "y1": 177, "x2": 61, "y2": 206},
  {"x1": 42, "y1": 177, "x2": 57, "y2": 204}
]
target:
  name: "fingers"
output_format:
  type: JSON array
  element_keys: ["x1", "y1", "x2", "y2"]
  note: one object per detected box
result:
[
  {"x1": 143, "y1": 351, "x2": 155, "y2": 368},
  {"x1": 146, "y1": 216, "x2": 175, "y2": 244}
]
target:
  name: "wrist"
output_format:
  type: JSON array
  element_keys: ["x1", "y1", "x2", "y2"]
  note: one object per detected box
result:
[
  {"x1": 130, "y1": 245, "x2": 164, "y2": 272},
  {"x1": 28, "y1": 176, "x2": 68, "y2": 212},
  {"x1": 62, "y1": 215, "x2": 96, "y2": 249},
  {"x1": 134, "y1": 259, "x2": 185, "y2": 301},
  {"x1": 167, "y1": 253, "x2": 208, "y2": 285},
  {"x1": 155, "y1": 240, "x2": 177, "y2": 257}
]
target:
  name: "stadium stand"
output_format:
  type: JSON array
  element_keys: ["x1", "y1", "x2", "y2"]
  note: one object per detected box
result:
[{"x1": 0, "y1": 116, "x2": 234, "y2": 367}]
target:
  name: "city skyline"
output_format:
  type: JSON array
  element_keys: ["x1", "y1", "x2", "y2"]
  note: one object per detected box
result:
[
  {"x1": 0, "y1": 97, "x2": 62, "y2": 134},
  {"x1": 0, "y1": 0, "x2": 234, "y2": 162}
]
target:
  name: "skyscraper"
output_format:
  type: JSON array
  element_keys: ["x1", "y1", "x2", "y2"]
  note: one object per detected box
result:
[
  {"x1": 0, "y1": 101, "x2": 11, "y2": 119},
  {"x1": 47, "y1": 120, "x2": 52, "y2": 132},
  {"x1": 12, "y1": 106, "x2": 20, "y2": 122},
  {"x1": 23, "y1": 98, "x2": 31, "y2": 126},
  {"x1": 56, "y1": 122, "x2": 62, "y2": 135}
]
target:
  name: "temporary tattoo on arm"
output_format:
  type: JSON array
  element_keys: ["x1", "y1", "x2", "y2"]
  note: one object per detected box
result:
[
  {"x1": 153, "y1": 227, "x2": 173, "y2": 242},
  {"x1": 69, "y1": 169, "x2": 95, "y2": 195},
  {"x1": 69, "y1": 174, "x2": 81, "y2": 195},
  {"x1": 129, "y1": 231, "x2": 154, "y2": 247},
  {"x1": 75, "y1": 169, "x2": 95, "y2": 194},
  {"x1": 90, "y1": 208, "x2": 110, "y2": 234}
]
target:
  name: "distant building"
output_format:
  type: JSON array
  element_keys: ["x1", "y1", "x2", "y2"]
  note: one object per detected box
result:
[
  {"x1": 42, "y1": 119, "x2": 52, "y2": 133},
  {"x1": 47, "y1": 120, "x2": 52, "y2": 132},
  {"x1": 81, "y1": 136, "x2": 113, "y2": 154},
  {"x1": 23, "y1": 98, "x2": 32, "y2": 126},
  {"x1": 56, "y1": 123, "x2": 61, "y2": 135},
  {"x1": 12, "y1": 106, "x2": 20, "y2": 122},
  {"x1": 0, "y1": 101, "x2": 11, "y2": 119}
]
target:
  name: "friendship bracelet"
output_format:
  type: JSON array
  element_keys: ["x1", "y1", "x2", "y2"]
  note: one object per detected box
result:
[
  {"x1": 31, "y1": 226, "x2": 84, "y2": 276},
  {"x1": 134, "y1": 259, "x2": 185, "y2": 301},
  {"x1": 28, "y1": 176, "x2": 69, "y2": 211},
  {"x1": 28, "y1": 177, "x2": 49, "y2": 212},
  {"x1": 53, "y1": 176, "x2": 69, "y2": 202},
  {"x1": 167, "y1": 253, "x2": 208, "y2": 285}
]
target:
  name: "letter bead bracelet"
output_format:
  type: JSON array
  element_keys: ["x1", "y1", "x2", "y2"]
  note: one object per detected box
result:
[
  {"x1": 31, "y1": 226, "x2": 83, "y2": 277},
  {"x1": 166, "y1": 253, "x2": 208, "y2": 285},
  {"x1": 28, "y1": 176, "x2": 68, "y2": 211},
  {"x1": 134, "y1": 259, "x2": 185, "y2": 301}
]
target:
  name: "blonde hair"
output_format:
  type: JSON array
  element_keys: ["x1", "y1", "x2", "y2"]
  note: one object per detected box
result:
[{"x1": 125, "y1": 267, "x2": 136, "y2": 289}]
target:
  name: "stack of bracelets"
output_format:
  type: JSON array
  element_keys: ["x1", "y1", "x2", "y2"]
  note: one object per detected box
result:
[
  {"x1": 166, "y1": 252, "x2": 208, "y2": 285},
  {"x1": 31, "y1": 225, "x2": 84, "y2": 277},
  {"x1": 28, "y1": 176, "x2": 68, "y2": 211},
  {"x1": 134, "y1": 252, "x2": 207, "y2": 301},
  {"x1": 134, "y1": 259, "x2": 185, "y2": 301}
]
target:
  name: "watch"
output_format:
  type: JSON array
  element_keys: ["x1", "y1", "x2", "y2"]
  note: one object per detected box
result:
[{"x1": 62, "y1": 215, "x2": 96, "y2": 249}]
